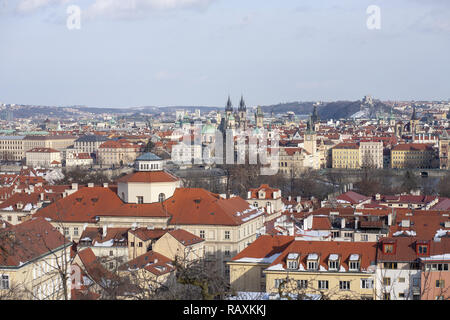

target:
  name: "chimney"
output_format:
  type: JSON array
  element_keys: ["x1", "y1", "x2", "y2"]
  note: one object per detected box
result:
[
  {"x1": 445, "y1": 221, "x2": 450, "y2": 228},
  {"x1": 247, "y1": 191, "x2": 251, "y2": 199},
  {"x1": 296, "y1": 196, "x2": 301, "y2": 203},
  {"x1": 40, "y1": 193, "x2": 44, "y2": 201},
  {"x1": 388, "y1": 213, "x2": 393, "y2": 226},
  {"x1": 154, "y1": 259, "x2": 158, "y2": 264},
  {"x1": 341, "y1": 218, "x2": 346, "y2": 229},
  {"x1": 72, "y1": 183, "x2": 78, "y2": 191},
  {"x1": 375, "y1": 193, "x2": 381, "y2": 201},
  {"x1": 401, "y1": 220, "x2": 410, "y2": 228},
  {"x1": 355, "y1": 217, "x2": 359, "y2": 230},
  {"x1": 103, "y1": 183, "x2": 109, "y2": 188},
  {"x1": 288, "y1": 196, "x2": 292, "y2": 201},
  {"x1": 88, "y1": 183, "x2": 94, "y2": 188},
  {"x1": 102, "y1": 225, "x2": 107, "y2": 238}
]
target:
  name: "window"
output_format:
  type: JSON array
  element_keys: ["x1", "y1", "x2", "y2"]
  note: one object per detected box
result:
[
  {"x1": 307, "y1": 261, "x2": 318, "y2": 270},
  {"x1": 137, "y1": 196, "x2": 144, "y2": 204},
  {"x1": 329, "y1": 261, "x2": 339, "y2": 271},
  {"x1": 349, "y1": 261, "x2": 360, "y2": 271},
  {"x1": 199, "y1": 230, "x2": 205, "y2": 239},
  {"x1": 398, "y1": 293, "x2": 405, "y2": 298},
  {"x1": 297, "y1": 280, "x2": 308, "y2": 289},
  {"x1": 383, "y1": 277, "x2": 391, "y2": 286},
  {"x1": 318, "y1": 280, "x2": 329, "y2": 290},
  {"x1": 109, "y1": 262, "x2": 114, "y2": 269},
  {"x1": 7, "y1": 216, "x2": 11, "y2": 222},
  {"x1": 224, "y1": 231, "x2": 230, "y2": 240},
  {"x1": 274, "y1": 279, "x2": 285, "y2": 289},
  {"x1": 383, "y1": 293, "x2": 390, "y2": 300},
  {"x1": 398, "y1": 277, "x2": 405, "y2": 283},
  {"x1": 383, "y1": 244, "x2": 394, "y2": 253},
  {"x1": 412, "y1": 277, "x2": 420, "y2": 287},
  {"x1": 418, "y1": 244, "x2": 428, "y2": 255},
  {"x1": 224, "y1": 248, "x2": 231, "y2": 257},
  {"x1": 138, "y1": 242, "x2": 143, "y2": 248},
  {"x1": 63, "y1": 227, "x2": 69, "y2": 236},
  {"x1": 109, "y1": 250, "x2": 114, "y2": 256},
  {"x1": 436, "y1": 296, "x2": 445, "y2": 300},
  {"x1": 361, "y1": 278, "x2": 373, "y2": 289},
  {"x1": 287, "y1": 261, "x2": 298, "y2": 269},
  {"x1": 73, "y1": 227, "x2": 79, "y2": 236},
  {"x1": 361, "y1": 234, "x2": 368, "y2": 241},
  {"x1": 158, "y1": 193, "x2": 165, "y2": 203},
  {"x1": 130, "y1": 242, "x2": 135, "y2": 247},
  {"x1": 383, "y1": 262, "x2": 398, "y2": 269},
  {"x1": 339, "y1": 281, "x2": 350, "y2": 291},
  {"x1": 436, "y1": 280, "x2": 445, "y2": 288},
  {"x1": 1, "y1": 275, "x2": 9, "y2": 290}
]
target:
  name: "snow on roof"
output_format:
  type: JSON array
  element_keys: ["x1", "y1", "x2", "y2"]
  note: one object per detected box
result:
[
  {"x1": 234, "y1": 253, "x2": 282, "y2": 265},
  {"x1": 349, "y1": 254, "x2": 360, "y2": 261},
  {"x1": 434, "y1": 229, "x2": 450, "y2": 240},
  {"x1": 329, "y1": 254, "x2": 339, "y2": 261},
  {"x1": 287, "y1": 253, "x2": 299, "y2": 260},
  {"x1": 93, "y1": 239, "x2": 115, "y2": 247},
  {"x1": 420, "y1": 254, "x2": 450, "y2": 261},
  {"x1": 308, "y1": 253, "x2": 318, "y2": 260},
  {"x1": 393, "y1": 230, "x2": 417, "y2": 237},
  {"x1": 266, "y1": 263, "x2": 285, "y2": 271}
]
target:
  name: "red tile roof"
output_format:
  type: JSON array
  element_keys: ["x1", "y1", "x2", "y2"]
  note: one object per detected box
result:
[
  {"x1": 268, "y1": 240, "x2": 378, "y2": 272},
  {"x1": 166, "y1": 188, "x2": 262, "y2": 226},
  {"x1": 34, "y1": 187, "x2": 124, "y2": 223},
  {"x1": 231, "y1": 235, "x2": 295, "y2": 262},
  {"x1": 0, "y1": 217, "x2": 69, "y2": 267}
]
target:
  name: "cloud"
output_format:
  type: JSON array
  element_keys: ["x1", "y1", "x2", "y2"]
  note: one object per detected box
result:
[{"x1": 15, "y1": 0, "x2": 71, "y2": 13}]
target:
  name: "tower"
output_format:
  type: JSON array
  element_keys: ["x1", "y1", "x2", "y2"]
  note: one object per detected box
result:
[
  {"x1": 237, "y1": 95, "x2": 247, "y2": 130},
  {"x1": 225, "y1": 95, "x2": 235, "y2": 129},
  {"x1": 304, "y1": 116, "x2": 317, "y2": 156},
  {"x1": 410, "y1": 106, "x2": 419, "y2": 136},
  {"x1": 255, "y1": 106, "x2": 264, "y2": 128}
]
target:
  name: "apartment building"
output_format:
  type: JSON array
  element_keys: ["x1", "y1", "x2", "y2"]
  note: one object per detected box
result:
[
  {"x1": 0, "y1": 218, "x2": 72, "y2": 300},
  {"x1": 26, "y1": 148, "x2": 61, "y2": 168},
  {"x1": 332, "y1": 143, "x2": 360, "y2": 169},
  {"x1": 24, "y1": 135, "x2": 77, "y2": 152},
  {"x1": 97, "y1": 140, "x2": 142, "y2": 167},
  {"x1": 391, "y1": 143, "x2": 435, "y2": 169},
  {"x1": 0, "y1": 136, "x2": 25, "y2": 162}
]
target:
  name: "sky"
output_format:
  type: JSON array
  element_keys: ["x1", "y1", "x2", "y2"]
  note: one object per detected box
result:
[{"x1": 0, "y1": 0, "x2": 449, "y2": 108}]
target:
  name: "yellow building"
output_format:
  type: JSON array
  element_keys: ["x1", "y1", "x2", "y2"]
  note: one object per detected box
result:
[
  {"x1": 391, "y1": 143, "x2": 435, "y2": 169},
  {"x1": 332, "y1": 143, "x2": 361, "y2": 169},
  {"x1": 229, "y1": 236, "x2": 378, "y2": 300},
  {"x1": 0, "y1": 218, "x2": 72, "y2": 300}
]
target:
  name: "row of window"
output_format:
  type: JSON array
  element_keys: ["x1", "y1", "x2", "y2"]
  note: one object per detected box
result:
[{"x1": 274, "y1": 279, "x2": 373, "y2": 290}]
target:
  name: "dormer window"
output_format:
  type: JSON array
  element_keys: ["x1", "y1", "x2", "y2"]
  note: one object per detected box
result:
[
  {"x1": 287, "y1": 253, "x2": 299, "y2": 270},
  {"x1": 416, "y1": 242, "x2": 429, "y2": 256},
  {"x1": 349, "y1": 254, "x2": 360, "y2": 271},
  {"x1": 307, "y1": 253, "x2": 319, "y2": 270},
  {"x1": 328, "y1": 254, "x2": 339, "y2": 271}
]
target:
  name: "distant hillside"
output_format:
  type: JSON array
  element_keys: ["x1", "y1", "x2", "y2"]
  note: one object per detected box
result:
[
  {"x1": 261, "y1": 102, "x2": 315, "y2": 115},
  {"x1": 263, "y1": 100, "x2": 396, "y2": 120}
]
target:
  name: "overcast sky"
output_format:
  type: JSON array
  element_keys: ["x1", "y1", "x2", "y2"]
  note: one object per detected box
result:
[{"x1": 0, "y1": 0, "x2": 449, "y2": 108}]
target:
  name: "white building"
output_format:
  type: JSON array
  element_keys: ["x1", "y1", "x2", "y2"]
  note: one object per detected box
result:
[
  {"x1": 117, "y1": 152, "x2": 182, "y2": 204},
  {"x1": 26, "y1": 148, "x2": 61, "y2": 168}
]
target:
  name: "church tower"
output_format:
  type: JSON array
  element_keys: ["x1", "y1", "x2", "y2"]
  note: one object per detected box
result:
[
  {"x1": 255, "y1": 106, "x2": 264, "y2": 128},
  {"x1": 238, "y1": 95, "x2": 248, "y2": 130},
  {"x1": 410, "y1": 106, "x2": 419, "y2": 136},
  {"x1": 225, "y1": 95, "x2": 235, "y2": 129},
  {"x1": 304, "y1": 116, "x2": 317, "y2": 156}
]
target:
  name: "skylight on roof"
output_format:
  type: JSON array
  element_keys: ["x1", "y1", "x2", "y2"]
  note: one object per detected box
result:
[{"x1": 349, "y1": 254, "x2": 360, "y2": 261}]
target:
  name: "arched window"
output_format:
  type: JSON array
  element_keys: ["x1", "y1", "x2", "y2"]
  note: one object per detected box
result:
[{"x1": 158, "y1": 193, "x2": 165, "y2": 203}]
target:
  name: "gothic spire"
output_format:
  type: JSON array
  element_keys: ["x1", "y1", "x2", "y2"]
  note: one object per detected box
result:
[
  {"x1": 226, "y1": 95, "x2": 233, "y2": 112},
  {"x1": 239, "y1": 95, "x2": 246, "y2": 111}
]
